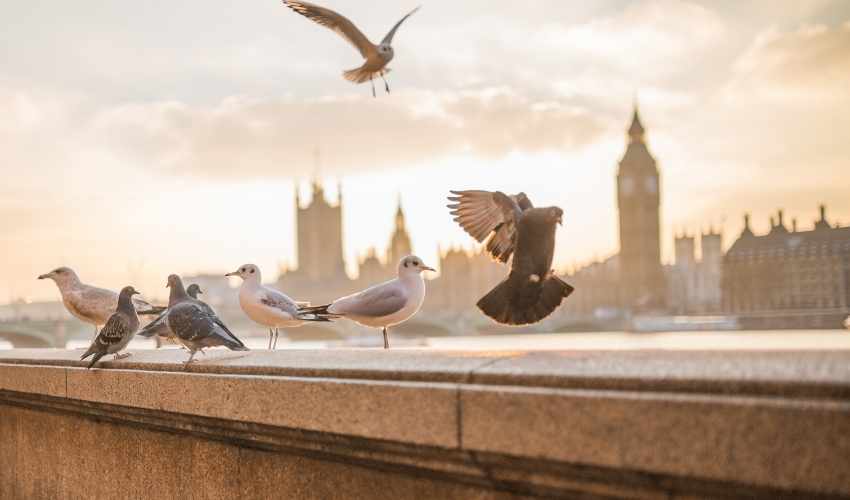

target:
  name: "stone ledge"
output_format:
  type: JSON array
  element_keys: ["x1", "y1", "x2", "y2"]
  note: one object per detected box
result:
[{"x1": 1, "y1": 349, "x2": 849, "y2": 498}]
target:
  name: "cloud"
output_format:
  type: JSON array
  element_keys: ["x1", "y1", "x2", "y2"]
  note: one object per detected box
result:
[
  {"x1": 90, "y1": 88, "x2": 606, "y2": 179},
  {"x1": 732, "y1": 22, "x2": 850, "y2": 98}
]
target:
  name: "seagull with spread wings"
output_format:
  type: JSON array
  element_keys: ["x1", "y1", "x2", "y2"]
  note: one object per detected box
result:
[
  {"x1": 448, "y1": 190, "x2": 575, "y2": 326},
  {"x1": 281, "y1": 1, "x2": 420, "y2": 97}
]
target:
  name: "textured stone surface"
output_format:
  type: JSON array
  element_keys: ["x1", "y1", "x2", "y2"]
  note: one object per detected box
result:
[
  {"x1": 460, "y1": 385, "x2": 850, "y2": 495},
  {"x1": 0, "y1": 364, "x2": 66, "y2": 397},
  {"x1": 0, "y1": 404, "x2": 520, "y2": 500},
  {"x1": 2, "y1": 348, "x2": 850, "y2": 497},
  {"x1": 2, "y1": 349, "x2": 850, "y2": 396},
  {"x1": 65, "y1": 368, "x2": 459, "y2": 447}
]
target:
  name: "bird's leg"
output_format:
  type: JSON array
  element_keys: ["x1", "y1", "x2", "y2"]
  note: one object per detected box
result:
[
  {"x1": 154, "y1": 336, "x2": 162, "y2": 349},
  {"x1": 381, "y1": 72, "x2": 390, "y2": 94},
  {"x1": 273, "y1": 328, "x2": 279, "y2": 350},
  {"x1": 93, "y1": 325, "x2": 98, "y2": 337},
  {"x1": 185, "y1": 350, "x2": 197, "y2": 364},
  {"x1": 268, "y1": 328, "x2": 274, "y2": 350},
  {"x1": 370, "y1": 75, "x2": 376, "y2": 98},
  {"x1": 382, "y1": 327, "x2": 389, "y2": 350}
]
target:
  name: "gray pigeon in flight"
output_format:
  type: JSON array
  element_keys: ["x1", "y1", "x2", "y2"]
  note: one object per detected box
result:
[
  {"x1": 165, "y1": 275, "x2": 248, "y2": 363},
  {"x1": 448, "y1": 190, "x2": 575, "y2": 325},
  {"x1": 281, "y1": 1, "x2": 420, "y2": 97},
  {"x1": 138, "y1": 283, "x2": 204, "y2": 346},
  {"x1": 80, "y1": 286, "x2": 141, "y2": 369}
]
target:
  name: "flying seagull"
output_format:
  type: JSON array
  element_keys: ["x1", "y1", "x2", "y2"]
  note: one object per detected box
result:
[
  {"x1": 447, "y1": 190, "x2": 575, "y2": 326},
  {"x1": 165, "y1": 275, "x2": 248, "y2": 363},
  {"x1": 80, "y1": 286, "x2": 141, "y2": 369},
  {"x1": 302, "y1": 255, "x2": 434, "y2": 349},
  {"x1": 38, "y1": 267, "x2": 164, "y2": 336},
  {"x1": 138, "y1": 283, "x2": 205, "y2": 347},
  {"x1": 226, "y1": 264, "x2": 334, "y2": 350},
  {"x1": 281, "y1": 1, "x2": 421, "y2": 97}
]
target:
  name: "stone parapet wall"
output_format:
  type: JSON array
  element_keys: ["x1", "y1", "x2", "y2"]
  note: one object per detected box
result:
[{"x1": 1, "y1": 349, "x2": 849, "y2": 499}]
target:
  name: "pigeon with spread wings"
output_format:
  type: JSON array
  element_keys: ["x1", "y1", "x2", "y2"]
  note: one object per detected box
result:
[
  {"x1": 448, "y1": 190, "x2": 575, "y2": 326},
  {"x1": 281, "y1": 1, "x2": 420, "y2": 97}
]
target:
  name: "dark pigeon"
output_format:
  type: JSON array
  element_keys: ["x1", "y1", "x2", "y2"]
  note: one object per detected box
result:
[
  {"x1": 138, "y1": 283, "x2": 204, "y2": 342},
  {"x1": 448, "y1": 190, "x2": 574, "y2": 325},
  {"x1": 164, "y1": 275, "x2": 248, "y2": 363},
  {"x1": 80, "y1": 286, "x2": 142, "y2": 369}
]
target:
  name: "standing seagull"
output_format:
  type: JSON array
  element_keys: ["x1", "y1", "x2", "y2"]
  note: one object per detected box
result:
[
  {"x1": 165, "y1": 275, "x2": 248, "y2": 364},
  {"x1": 281, "y1": 1, "x2": 421, "y2": 97},
  {"x1": 137, "y1": 283, "x2": 205, "y2": 346},
  {"x1": 302, "y1": 256, "x2": 434, "y2": 349},
  {"x1": 226, "y1": 264, "x2": 334, "y2": 350},
  {"x1": 448, "y1": 190, "x2": 575, "y2": 325},
  {"x1": 80, "y1": 286, "x2": 141, "y2": 369},
  {"x1": 38, "y1": 267, "x2": 164, "y2": 336}
]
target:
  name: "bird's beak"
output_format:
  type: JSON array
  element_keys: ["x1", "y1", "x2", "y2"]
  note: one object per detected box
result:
[
  {"x1": 422, "y1": 265, "x2": 436, "y2": 272},
  {"x1": 37, "y1": 274, "x2": 48, "y2": 280},
  {"x1": 225, "y1": 271, "x2": 237, "y2": 277},
  {"x1": 165, "y1": 281, "x2": 170, "y2": 288},
  {"x1": 558, "y1": 216, "x2": 563, "y2": 226}
]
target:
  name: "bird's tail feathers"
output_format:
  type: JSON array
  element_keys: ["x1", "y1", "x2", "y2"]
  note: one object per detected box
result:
[
  {"x1": 298, "y1": 304, "x2": 340, "y2": 322},
  {"x1": 343, "y1": 65, "x2": 379, "y2": 84},
  {"x1": 213, "y1": 320, "x2": 249, "y2": 351},
  {"x1": 138, "y1": 306, "x2": 166, "y2": 316},
  {"x1": 477, "y1": 274, "x2": 574, "y2": 326},
  {"x1": 81, "y1": 348, "x2": 105, "y2": 369}
]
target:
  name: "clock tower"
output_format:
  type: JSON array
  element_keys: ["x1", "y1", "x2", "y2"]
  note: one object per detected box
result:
[{"x1": 616, "y1": 105, "x2": 666, "y2": 311}]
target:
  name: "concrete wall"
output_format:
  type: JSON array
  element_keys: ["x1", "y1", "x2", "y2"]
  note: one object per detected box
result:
[{"x1": 1, "y1": 349, "x2": 849, "y2": 499}]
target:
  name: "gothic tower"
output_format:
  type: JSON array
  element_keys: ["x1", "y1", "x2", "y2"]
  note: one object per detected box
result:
[
  {"x1": 295, "y1": 180, "x2": 346, "y2": 281},
  {"x1": 616, "y1": 104, "x2": 666, "y2": 310},
  {"x1": 387, "y1": 196, "x2": 412, "y2": 266}
]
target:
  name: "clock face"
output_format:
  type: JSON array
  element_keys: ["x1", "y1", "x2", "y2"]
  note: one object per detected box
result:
[
  {"x1": 644, "y1": 176, "x2": 657, "y2": 194},
  {"x1": 621, "y1": 177, "x2": 634, "y2": 195}
]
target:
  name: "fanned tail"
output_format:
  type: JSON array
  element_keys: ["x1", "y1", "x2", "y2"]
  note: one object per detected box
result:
[
  {"x1": 477, "y1": 274, "x2": 574, "y2": 326},
  {"x1": 343, "y1": 65, "x2": 388, "y2": 84}
]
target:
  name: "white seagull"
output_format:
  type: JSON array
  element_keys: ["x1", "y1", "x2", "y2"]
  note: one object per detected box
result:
[
  {"x1": 302, "y1": 255, "x2": 434, "y2": 349},
  {"x1": 281, "y1": 0, "x2": 421, "y2": 97},
  {"x1": 226, "y1": 264, "x2": 334, "y2": 349},
  {"x1": 38, "y1": 267, "x2": 163, "y2": 336}
]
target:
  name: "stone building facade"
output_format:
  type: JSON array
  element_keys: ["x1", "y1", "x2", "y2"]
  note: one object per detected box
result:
[{"x1": 722, "y1": 206, "x2": 850, "y2": 326}]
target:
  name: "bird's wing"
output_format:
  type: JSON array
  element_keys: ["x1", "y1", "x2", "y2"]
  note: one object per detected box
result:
[
  {"x1": 96, "y1": 313, "x2": 131, "y2": 346},
  {"x1": 259, "y1": 288, "x2": 299, "y2": 316},
  {"x1": 137, "y1": 309, "x2": 170, "y2": 338},
  {"x1": 282, "y1": 1, "x2": 376, "y2": 59},
  {"x1": 167, "y1": 303, "x2": 215, "y2": 342},
  {"x1": 380, "y1": 5, "x2": 420, "y2": 45},
  {"x1": 447, "y1": 190, "x2": 527, "y2": 263},
  {"x1": 73, "y1": 286, "x2": 118, "y2": 321},
  {"x1": 335, "y1": 282, "x2": 407, "y2": 318}
]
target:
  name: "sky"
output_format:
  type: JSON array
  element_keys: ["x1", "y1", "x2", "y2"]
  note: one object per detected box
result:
[{"x1": 1, "y1": 0, "x2": 849, "y2": 302}]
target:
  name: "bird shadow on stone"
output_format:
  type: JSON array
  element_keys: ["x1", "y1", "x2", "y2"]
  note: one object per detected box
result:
[{"x1": 184, "y1": 351, "x2": 253, "y2": 366}]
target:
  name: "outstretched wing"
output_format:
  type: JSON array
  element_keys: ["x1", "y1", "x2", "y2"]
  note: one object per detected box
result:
[
  {"x1": 380, "y1": 6, "x2": 420, "y2": 45},
  {"x1": 282, "y1": 1, "x2": 376, "y2": 59},
  {"x1": 447, "y1": 190, "x2": 530, "y2": 264}
]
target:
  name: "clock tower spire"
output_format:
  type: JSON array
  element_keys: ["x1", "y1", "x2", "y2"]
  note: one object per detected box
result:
[{"x1": 616, "y1": 102, "x2": 665, "y2": 311}]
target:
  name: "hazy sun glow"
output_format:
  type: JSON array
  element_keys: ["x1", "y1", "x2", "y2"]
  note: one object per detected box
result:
[{"x1": 1, "y1": 0, "x2": 849, "y2": 302}]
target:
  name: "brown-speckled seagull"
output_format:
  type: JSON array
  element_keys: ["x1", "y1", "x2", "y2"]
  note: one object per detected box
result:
[{"x1": 281, "y1": 1, "x2": 420, "y2": 97}]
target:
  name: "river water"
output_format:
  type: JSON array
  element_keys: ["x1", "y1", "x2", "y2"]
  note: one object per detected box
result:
[{"x1": 3, "y1": 329, "x2": 845, "y2": 351}]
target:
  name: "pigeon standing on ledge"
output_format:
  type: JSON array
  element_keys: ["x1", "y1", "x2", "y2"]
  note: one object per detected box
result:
[
  {"x1": 302, "y1": 256, "x2": 434, "y2": 349},
  {"x1": 448, "y1": 190, "x2": 575, "y2": 326},
  {"x1": 138, "y1": 283, "x2": 205, "y2": 347},
  {"x1": 165, "y1": 275, "x2": 248, "y2": 363},
  {"x1": 80, "y1": 286, "x2": 141, "y2": 369},
  {"x1": 38, "y1": 267, "x2": 164, "y2": 336},
  {"x1": 226, "y1": 264, "x2": 334, "y2": 350},
  {"x1": 281, "y1": 1, "x2": 420, "y2": 97}
]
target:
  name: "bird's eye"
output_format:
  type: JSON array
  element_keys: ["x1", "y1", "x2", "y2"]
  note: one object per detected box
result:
[{"x1": 250, "y1": 269, "x2": 255, "y2": 274}]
